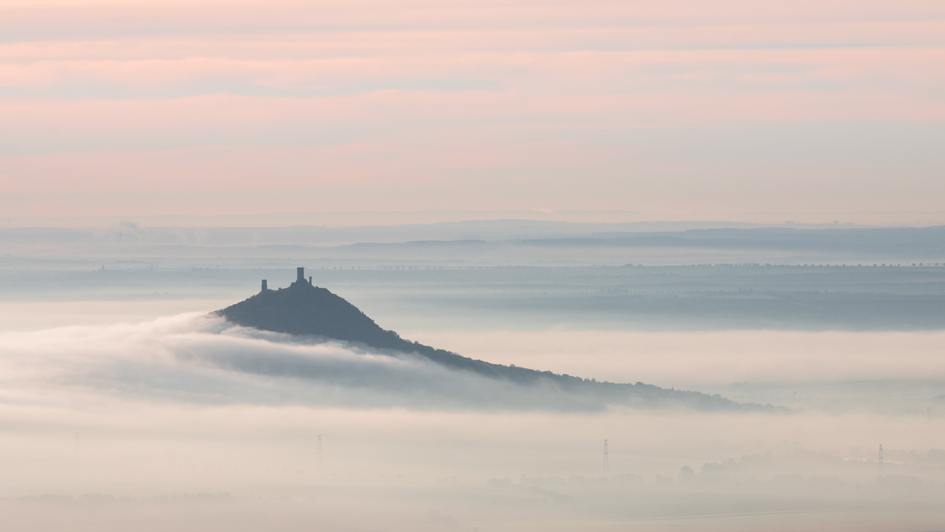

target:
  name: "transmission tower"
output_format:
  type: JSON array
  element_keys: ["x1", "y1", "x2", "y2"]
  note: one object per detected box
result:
[
  {"x1": 316, "y1": 434, "x2": 323, "y2": 474},
  {"x1": 878, "y1": 444, "x2": 884, "y2": 477},
  {"x1": 602, "y1": 439, "x2": 609, "y2": 478}
]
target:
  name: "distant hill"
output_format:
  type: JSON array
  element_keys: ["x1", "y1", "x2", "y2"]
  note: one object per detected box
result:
[{"x1": 216, "y1": 268, "x2": 775, "y2": 411}]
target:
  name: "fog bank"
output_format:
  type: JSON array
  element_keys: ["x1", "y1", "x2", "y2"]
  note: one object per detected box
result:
[{"x1": 2, "y1": 299, "x2": 944, "y2": 530}]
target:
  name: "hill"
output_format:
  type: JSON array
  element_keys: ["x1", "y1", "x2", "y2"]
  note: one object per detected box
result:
[{"x1": 215, "y1": 268, "x2": 774, "y2": 411}]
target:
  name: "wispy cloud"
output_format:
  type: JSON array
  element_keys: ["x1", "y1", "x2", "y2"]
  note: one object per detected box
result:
[
  {"x1": 0, "y1": 0, "x2": 942, "y2": 216},
  {"x1": 0, "y1": 313, "x2": 622, "y2": 410}
]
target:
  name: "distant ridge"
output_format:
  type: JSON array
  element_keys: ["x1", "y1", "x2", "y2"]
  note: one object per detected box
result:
[{"x1": 215, "y1": 268, "x2": 776, "y2": 411}]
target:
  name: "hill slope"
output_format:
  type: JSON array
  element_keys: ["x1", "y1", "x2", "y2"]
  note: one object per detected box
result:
[{"x1": 215, "y1": 273, "x2": 772, "y2": 411}]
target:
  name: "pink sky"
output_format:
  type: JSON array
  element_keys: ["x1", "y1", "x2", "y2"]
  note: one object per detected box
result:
[{"x1": 0, "y1": 0, "x2": 943, "y2": 218}]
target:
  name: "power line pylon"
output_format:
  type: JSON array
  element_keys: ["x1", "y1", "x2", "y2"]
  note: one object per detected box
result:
[
  {"x1": 878, "y1": 444, "x2": 884, "y2": 478},
  {"x1": 603, "y1": 439, "x2": 609, "y2": 478},
  {"x1": 316, "y1": 434, "x2": 323, "y2": 475}
]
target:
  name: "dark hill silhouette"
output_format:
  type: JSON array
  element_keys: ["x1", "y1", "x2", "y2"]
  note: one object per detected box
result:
[{"x1": 215, "y1": 268, "x2": 775, "y2": 411}]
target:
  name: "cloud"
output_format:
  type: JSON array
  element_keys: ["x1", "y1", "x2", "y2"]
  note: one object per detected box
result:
[
  {"x1": 0, "y1": 313, "x2": 610, "y2": 411},
  {"x1": 0, "y1": 0, "x2": 943, "y2": 216}
]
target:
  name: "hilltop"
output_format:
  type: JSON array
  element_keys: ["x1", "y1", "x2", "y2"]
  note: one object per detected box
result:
[{"x1": 216, "y1": 268, "x2": 774, "y2": 411}]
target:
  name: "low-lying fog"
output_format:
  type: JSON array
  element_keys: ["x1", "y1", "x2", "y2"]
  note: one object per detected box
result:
[
  {"x1": 3, "y1": 221, "x2": 945, "y2": 530},
  {"x1": 1, "y1": 305, "x2": 944, "y2": 531}
]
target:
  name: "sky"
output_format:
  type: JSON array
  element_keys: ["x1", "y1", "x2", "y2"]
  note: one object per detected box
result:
[{"x1": 0, "y1": 0, "x2": 943, "y2": 219}]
